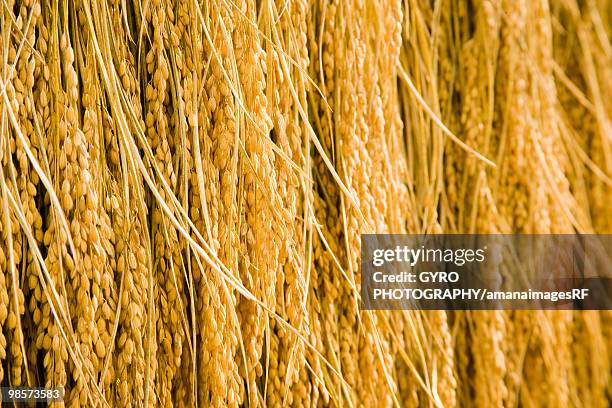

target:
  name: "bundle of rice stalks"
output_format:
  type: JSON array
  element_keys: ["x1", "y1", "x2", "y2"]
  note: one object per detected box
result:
[{"x1": 0, "y1": 0, "x2": 610, "y2": 406}]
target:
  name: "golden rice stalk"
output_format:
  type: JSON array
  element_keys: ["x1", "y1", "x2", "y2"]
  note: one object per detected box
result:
[
  {"x1": 234, "y1": 0, "x2": 282, "y2": 404},
  {"x1": 0, "y1": 211, "x2": 8, "y2": 386},
  {"x1": 303, "y1": 1, "x2": 356, "y2": 403},
  {"x1": 142, "y1": 1, "x2": 186, "y2": 404},
  {"x1": 9, "y1": 1, "x2": 45, "y2": 340},
  {"x1": 78, "y1": 46, "x2": 118, "y2": 400},
  {"x1": 186, "y1": 2, "x2": 242, "y2": 407},
  {"x1": 259, "y1": 0, "x2": 311, "y2": 405},
  {"x1": 110, "y1": 181, "x2": 150, "y2": 407}
]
